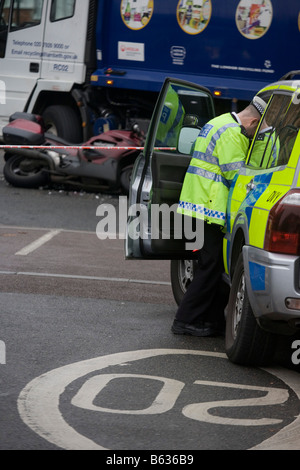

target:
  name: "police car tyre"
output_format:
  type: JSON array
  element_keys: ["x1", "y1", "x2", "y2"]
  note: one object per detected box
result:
[
  {"x1": 170, "y1": 259, "x2": 196, "y2": 306},
  {"x1": 42, "y1": 105, "x2": 82, "y2": 143},
  {"x1": 225, "y1": 252, "x2": 277, "y2": 366},
  {"x1": 3, "y1": 155, "x2": 50, "y2": 188}
]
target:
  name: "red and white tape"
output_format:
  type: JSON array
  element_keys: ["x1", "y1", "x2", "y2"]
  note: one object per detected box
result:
[{"x1": 0, "y1": 145, "x2": 176, "y2": 151}]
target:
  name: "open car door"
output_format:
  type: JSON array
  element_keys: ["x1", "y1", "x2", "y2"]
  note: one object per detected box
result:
[{"x1": 125, "y1": 78, "x2": 215, "y2": 260}]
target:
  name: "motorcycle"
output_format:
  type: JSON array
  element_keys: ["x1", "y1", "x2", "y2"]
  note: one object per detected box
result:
[{"x1": 2, "y1": 112, "x2": 145, "y2": 194}]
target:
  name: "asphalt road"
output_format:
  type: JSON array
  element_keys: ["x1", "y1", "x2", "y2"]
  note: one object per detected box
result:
[{"x1": 0, "y1": 152, "x2": 299, "y2": 453}]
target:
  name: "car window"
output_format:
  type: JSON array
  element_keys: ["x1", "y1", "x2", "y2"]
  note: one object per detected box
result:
[
  {"x1": 248, "y1": 93, "x2": 300, "y2": 169},
  {"x1": 10, "y1": 0, "x2": 43, "y2": 31},
  {"x1": 50, "y1": 0, "x2": 75, "y2": 22},
  {"x1": 0, "y1": 0, "x2": 10, "y2": 28},
  {"x1": 154, "y1": 83, "x2": 214, "y2": 153},
  {"x1": 0, "y1": 0, "x2": 10, "y2": 58}
]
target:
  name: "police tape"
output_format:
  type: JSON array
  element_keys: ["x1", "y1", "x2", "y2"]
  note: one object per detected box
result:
[{"x1": 0, "y1": 145, "x2": 176, "y2": 151}]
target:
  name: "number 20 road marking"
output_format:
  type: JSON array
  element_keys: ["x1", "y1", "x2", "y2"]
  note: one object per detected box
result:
[
  {"x1": 72, "y1": 373, "x2": 288, "y2": 427},
  {"x1": 18, "y1": 349, "x2": 299, "y2": 450}
]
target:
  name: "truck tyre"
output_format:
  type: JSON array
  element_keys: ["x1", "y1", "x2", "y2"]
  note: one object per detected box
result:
[
  {"x1": 170, "y1": 259, "x2": 196, "y2": 306},
  {"x1": 225, "y1": 252, "x2": 277, "y2": 366},
  {"x1": 42, "y1": 105, "x2": 82, "y2": 143},
  {"x1": 3, "y1": 155, "x2": 50, "y2": 188}
]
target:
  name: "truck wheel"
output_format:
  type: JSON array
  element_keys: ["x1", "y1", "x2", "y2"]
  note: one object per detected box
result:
[
  {"x1": 42, "y1": 105, "x2": 82, "y2": 143},
  {"x1": 3, "y1": 155, "x2": 50, "y2": 188},
  {"x1": 225, "y1": 252, "x2": 277, "y2": 366},
  {"x1": 170, "y1": 259, "x2": 196, "y2": 306}
]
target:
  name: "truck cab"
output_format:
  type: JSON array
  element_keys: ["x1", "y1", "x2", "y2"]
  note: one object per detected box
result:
[{"x1": 0, "y1": 0, "x2": 92, "y2": 141}]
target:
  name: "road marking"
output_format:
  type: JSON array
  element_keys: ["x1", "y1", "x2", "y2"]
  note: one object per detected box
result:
[
  {"x1": 0, "y1": 225, "x2": 126, "y2": 252},
  {"x1": 17, "y1": 349, "x2": 300, "y2": 450},
  {"x1": 15, "y1": 230, "x2": 61, "y2": 256},
  {"x1": 17, "y1": 350, "x2": 225, "y2": 451},
  {"x1": 184, "y1": 381, "x2": 288, "y2": 426},
  {"x1": 73, "y1": 374, "x2": 288, "y2": 425},
  {"x1": 0, "y1": 225, "x2": 124, "y2": 239},
  {"x1": 251, "y1": 367, "x2": 300, "y2": 450},
  {"x1": 0, "y1": 270, "x2": 171, "y2": 286},
  {"x1": 0, "y1": 225, "x2": 95, "y2": 235},
  {"x1": 72, "y1": 374, "x2": 185, "y2": 415}
]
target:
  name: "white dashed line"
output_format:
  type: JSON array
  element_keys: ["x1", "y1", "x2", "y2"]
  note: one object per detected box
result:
[
  {"x1": 0, "y1": 270, "x2": 171, "y2": 286},
  {"x1": 15, "y1": 230, "x2": 61, "y2": 256}
]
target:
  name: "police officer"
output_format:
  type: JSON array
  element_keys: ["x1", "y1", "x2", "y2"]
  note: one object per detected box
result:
[{"x1": 172, "y1": 96, "x2": 267, "y2": 337}]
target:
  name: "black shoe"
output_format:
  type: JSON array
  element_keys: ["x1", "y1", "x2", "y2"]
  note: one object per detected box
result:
[{"x1": 171, "y1": 320, "x2": 225, "y2": 337}]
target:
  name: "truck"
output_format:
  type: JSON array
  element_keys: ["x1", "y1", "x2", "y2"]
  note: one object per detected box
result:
[{"x1": 0, "y1": 0, "x2": 299, "y2": 142}]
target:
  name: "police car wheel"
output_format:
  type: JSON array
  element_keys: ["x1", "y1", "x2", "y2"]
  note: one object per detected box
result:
[
  {"x1": 225, "y1": 252, "x2": 277, "y2": 366},
  {"x1": 170, "y1": 259, "x2": 196, "y2": 306}
]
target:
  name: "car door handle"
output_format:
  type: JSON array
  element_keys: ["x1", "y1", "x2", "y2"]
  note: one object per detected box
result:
[{"x1": 246, "y1": 180, "x2": 256, "y2": 193}]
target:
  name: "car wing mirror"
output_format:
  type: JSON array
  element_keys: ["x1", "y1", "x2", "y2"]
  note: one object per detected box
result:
[{"x1": 178, "y1": 126, "x2": 200, "y2": 155}]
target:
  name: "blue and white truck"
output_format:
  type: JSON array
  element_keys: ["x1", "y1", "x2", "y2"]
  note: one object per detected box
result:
[{"x1": 0, "y1": 0, "x2": 299, "y2": 141}]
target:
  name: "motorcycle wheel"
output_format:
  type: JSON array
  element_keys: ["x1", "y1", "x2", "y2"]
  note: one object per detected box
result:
[
  {"x1": 120, "y1": 164, "x2": 133, "y2": 195},
  {"x1": 3, "y1": 155, "x2": 50, "y2": 188}
]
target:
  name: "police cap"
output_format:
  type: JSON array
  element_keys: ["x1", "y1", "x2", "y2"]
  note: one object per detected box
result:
[{"x1": 251, "y1": 96, "x2": 267, "y2": 117}]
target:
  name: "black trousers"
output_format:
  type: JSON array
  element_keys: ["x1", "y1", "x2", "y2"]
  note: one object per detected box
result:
[{"x1": 175, "y1": 222, "x2": 230, "y2": 326}]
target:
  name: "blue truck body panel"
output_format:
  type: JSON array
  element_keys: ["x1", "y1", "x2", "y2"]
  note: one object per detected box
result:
[{"x1": 91, "y1": 0, "x2": 300, "y2": 101}]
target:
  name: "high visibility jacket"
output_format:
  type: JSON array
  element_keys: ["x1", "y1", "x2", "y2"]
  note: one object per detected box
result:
[{"x1": 177, "y1": 113, "x2": 249, "y2": 228}]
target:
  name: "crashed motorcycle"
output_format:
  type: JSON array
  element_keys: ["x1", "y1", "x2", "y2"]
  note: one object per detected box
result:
[{"x1": 2, "y1": 112, "x2": 145, "y2": 194}]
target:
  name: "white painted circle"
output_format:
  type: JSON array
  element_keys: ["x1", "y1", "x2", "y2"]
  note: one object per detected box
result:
[{"x1": 18, "y1": 349, "x2": 300, "y2": 450}]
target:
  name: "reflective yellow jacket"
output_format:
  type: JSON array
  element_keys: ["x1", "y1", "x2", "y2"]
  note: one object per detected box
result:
[{"x1": 177, "y1": 113, "x2": 250, "y2": 227}]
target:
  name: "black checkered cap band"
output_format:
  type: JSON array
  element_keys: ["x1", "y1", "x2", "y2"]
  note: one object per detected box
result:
[{"x1": 251, "y1": 96, "x2": 267, "y2": 117}]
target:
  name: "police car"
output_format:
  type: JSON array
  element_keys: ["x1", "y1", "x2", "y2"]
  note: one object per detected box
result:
[{"x1": 125, "y1": 73, "x2": 300, "y2": 366}]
